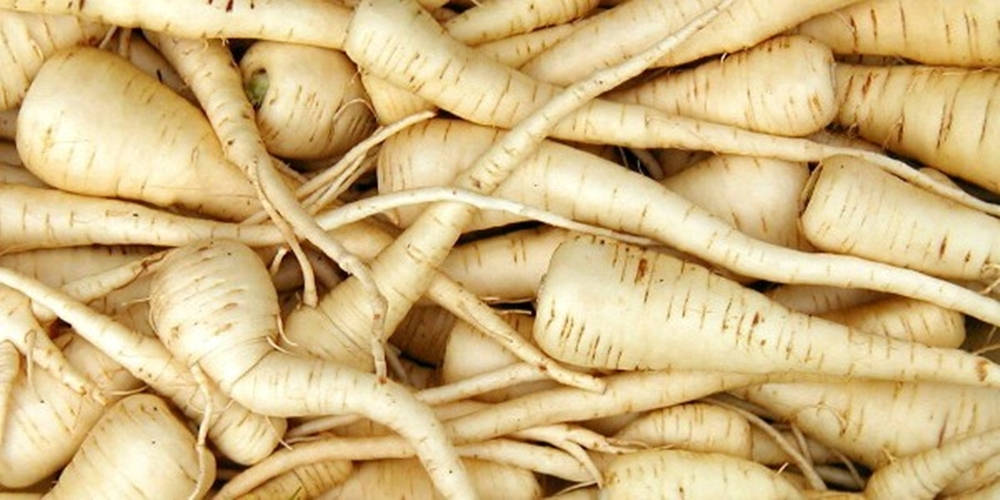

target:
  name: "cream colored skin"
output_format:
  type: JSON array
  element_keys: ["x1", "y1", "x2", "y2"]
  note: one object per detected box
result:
[
  {"x1": 44, "y1": 394, "x2": 214, "y2": 500},
  {"x1": 18, "y1": 48, "x2": 260, "y2": 221},
  {"x1": 360, "y1": 71, "x2": 436, "y2": 124},
  {"x1": 614, "y1": 403, "x2": 755, "y2": 458},
  {"x1": 661, "y1": 155, "x2": 812, "y2": 250},
  {"x1": 476, "y1": 22, "x2": 582, "y2": 68},
  {"x1": 323, "y1": 459, "x2": 541, "y2": 500},
  {"x1": 375, "y1": 121, "x2": 1000, "y2": 329},
  {"x1": 242, "y1": 460, "x2": 353, "y2": 500},
  {"x1": 520, "y1": 0, "x2": 857, "y2": 85},
  {"x1": 389, "y1": 305, "x2": 456, "y2": 366},
  {"x1": 0, "y1": 11, "x2": 106, "y2": 110},
  {"x1": 440, "y1": 227, "x2": 573, "y2": 303},
  {"x1": 441, "y1": 314, "x2": 557, "y2": 402},
  {"x1": 120, "y1": 35, "x2": 193, "y2": 101},
  {"x1": 765, "y1": 284, "x2": 883, "y2": 315},
  {"x1": 600, "y1": 449, "x2": 804, "y2": 499},
  {"x1": 820, "y1": 297, "x2": 966, "y2": 348},
  {"x1": 0, "y1": 0, "x2": 352, "y2": 50},
  {"x1": 801, "y1": 156, "x2": 1000, "y2": 281},
  {"x1": 834, "y1": 64, "x2": 1000, "y2": 193},
  {"x1": 742, "y1": 381, "x2": 1000, "y2": 494},
  {"x1": 798, "y1": 0, "x2": 1000, "y2": 67},
  {"x1": 1, "y1": 335, "x2": 140, "y2": 488},
  {"x1": 534, "y1": 237, "x2": 1000, "y2": 387},
  {"x1": 609, "y1": 36, "x2": 838, "y2": 136},
  {"x1": 240, "y1": 41, "x2": 375, "y2": 161},
  {"x1": 149, "y1": 240, "x2": 475, "y2": 499},
  {"x1": 866, "y1": 428, "x2": 1000, "y2": 500},
  {"x1": 443, "y1": 0, "x2": 597, "y2": 45}
]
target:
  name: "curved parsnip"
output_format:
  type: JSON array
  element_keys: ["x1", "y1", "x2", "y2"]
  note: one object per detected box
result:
[
  {"x1": 149, "y1": 240, "x2": 475, "y2": 499},
  {"x1": 661, "y1": 155, "x2": 812, "y2": 250},
  {"x1": 240, "y1": 42, "x2": 376, "y2": 161},
  {"x1": 0, "y1": 11, "x2": 106, "y2": 110},
  {"x1": 600, "y1": 449, "x2": 804, "y2": 499},
  {"x1": 18, "y1": 48, "x2": 260, "y2": 221},
  {"x1": 609, "y1": 36, "x2": 837, "y2": 136},
  {"x1": 801, "y1": 156, "x2": 1000, "y2": 281},
  {"x1": 534, "y1": 237, "x2": 1000, "y2": 387},
  {"x1": 834, "y1": 64, "x2": 1000, "y2": 193},
  {"x1": 44, "y1": 394, "x2": 214, "y2": 500},
  {"x1": 798, "y1": 0, "x2": 1000, "y2": 67},
  {"x1": 375, "y1": 120, "x2": 1000, "y2": 327}
]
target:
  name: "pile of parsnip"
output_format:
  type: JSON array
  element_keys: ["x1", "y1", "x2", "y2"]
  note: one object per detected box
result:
[{"x1": 1, "y1": 0, "x2": 999, "y2": 498}]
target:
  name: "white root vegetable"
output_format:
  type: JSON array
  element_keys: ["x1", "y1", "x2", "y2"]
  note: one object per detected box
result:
[
  {"x1": 441, "y1": 314, "x2": 558, "y2": 402},
  {"x1": 0, "y1": 334, "x2": 140, "y2": 488},
  {"x1": 18, "y1": 47, "x2": 260, "y2": 221},
  {"x1": 0, "y1": 0, "x2": 352, "y2": 49},
  {"x1": 661, "y1": 155, "x2": 812, "y2": 251},
  {"x1": 0, "y1": 11, "x2": 106, "y2": 110},
  {"x1": 819, "y1": 297, "x2": 966, "y2": 348},
  {"x1": 149, "y1": 240, "x2": 476, "y2": 499},
  {"x1": 240, "y1": 41, "x2": 376, "y2": 161},
  {"x1": 865, "y1": 427, "x2": 1000, "y2": 500},
  {"x1": 765, "y1": 284, "x2": 884, "y2": 315},
  {"x1": 324, "y1": 458, "x2": 542, "y2": 500},
  {"x1": 43, "y1": 394, "x2": 214, "y2": 500},
  {"x1": 241, "y1": 460, "x2": 353, "y2": 500},
  {"x1": 600, "y1": 449, "x2": 805, "y2": 499},
  {"x1": 534, "y1": 236, "x2": 1000, "y2": 387},
  {"x1": 833, "y1": 64, "x2": 1000, "y2": 193},
  {"x1": 797, "y1": 0, "x2": 1000, "y2": 67},
  {"x1": 440, "y1": 227, "x2": 573, "y2": 302},
  {"x1": 801, "y1": 155, "x2": 1000, "y2": 281},
  {"x1": 443, "y1": 0, "x2": 598, "y2": 45},
  {"x1": 608, "y1": 36, "x2": 837, "y2": 136},
  {"x1": 390, "y1": 306, "x2": 456, "y2": 366},
  {"x1": 377, "y1": 119, "x2": 1000, "y2": 327},
  {"x1": 0, "y1": 267, "x2": 288, "y2": 466},
  {"x1": 521, "y1": 0, "x2": 857, "y2": 85},
  {"x1": 741, "y1": 381, "x2": 1000, "y2": 494}
]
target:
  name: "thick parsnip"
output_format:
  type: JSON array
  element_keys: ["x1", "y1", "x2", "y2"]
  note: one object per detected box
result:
[
  {"x1": 325, "y1": 458, "x2": 541, "y2": 500},
  {"x1": 834, "y1": 64, "x2": 1000, "y2": 193},
  {"x1": 798, "y1": 0, "x2": 1000, "y2": 67},
  {"x1": 534, "y1": 237, "x2": 1000, "y2": 386},
  {"x1": 44, "y1": 394, "x2": 214, "y2": 500},
  {"x1": 600, "y1": 449, "x2": 804, "y2": 499},
  {"x1": 801, "y1": 155, "x2": 1000, "y2": 281},
  {"x1": 609, "y1": 36, "x2": 837, "y2": 136},
  {"x1": 0, "y1": 11, "x2": 106, "y2": 110},
  {"x1": 240, "y1": 41, "x2": 376, "y2": 161},
  {"x1": 377, "y1": 119, "x2": 1000, "y2": 327},
  {"x1": 18, "y1": 48, "x2": 260, "y2": 220},
  {"x1": 149, "y1": 240, "x2": 475, "y2": 499},
  {"x1": 0, "y1": 334, "x2": 140, "y2": 488}
]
